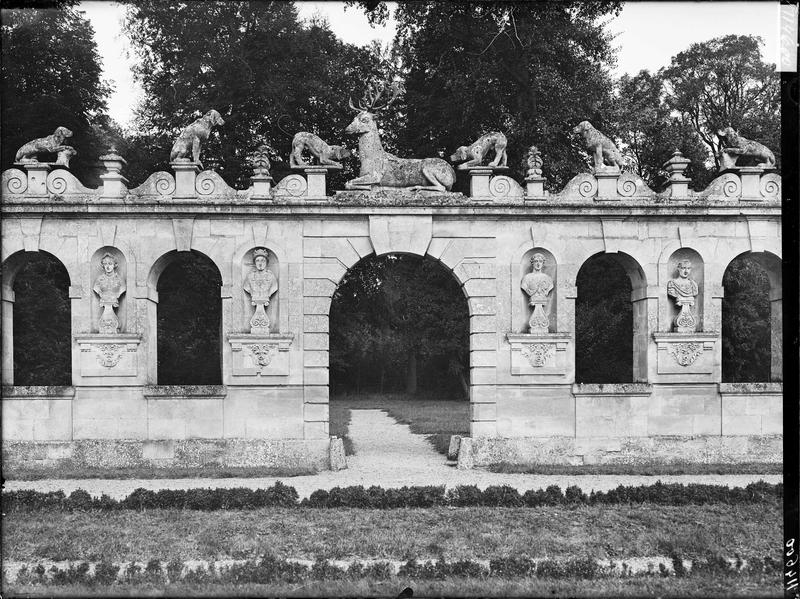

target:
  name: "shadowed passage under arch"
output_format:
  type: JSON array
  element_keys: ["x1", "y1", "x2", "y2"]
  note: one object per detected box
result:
[
  {"x1": 575, "y1": 253, "x2": 636, "y2": 383},
  {"x1": 10, "y1": 252, "x2": 72, "y2": 386},
  {"x1": 329, "y1": 253, "x2": 470, "y2": 397},
  {"x1": 722, "y1": 252, "x2": 775, "y2": 382},
  {"x1": 156, "y1": 250, "x2": 222, "y2": 385}
]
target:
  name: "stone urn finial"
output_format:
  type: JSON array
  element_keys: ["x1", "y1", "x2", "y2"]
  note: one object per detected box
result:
[{"x1": 663, "y1": 149, "x2": 690, "y2": 180}]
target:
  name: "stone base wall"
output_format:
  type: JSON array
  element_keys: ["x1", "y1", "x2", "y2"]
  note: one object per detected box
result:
[
  {"x1": 465, "y1": 434, "x2": 783, "y2": 466},
  {"x1": 2, "y1": 438, "x2": 333, "y2": 471}
]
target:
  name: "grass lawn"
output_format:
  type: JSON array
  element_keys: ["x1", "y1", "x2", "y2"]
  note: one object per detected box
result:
[
  {"x1": 0, "y1": 575, "x2": 783, "y2": 597},
  {"x1": 488, "y1": 462, "x2": 784, "y2": 476},
  {"x1": 330, "y1": 393, "x2": 469, "y2": 456},
  {"x1": 5, "y1": 465, "x2": 319, "y2": 482},
  {"x1": 3, "y1": 503, "x2": 780, "y2": 563}
]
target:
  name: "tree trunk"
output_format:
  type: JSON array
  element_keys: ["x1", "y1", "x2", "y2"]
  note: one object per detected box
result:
[
  {"x1": 406, "y1": 352, "x2": 417, "y2": 395},
  {"x1": 379, "y1": 365, "x2": 386, "y2": 394}
]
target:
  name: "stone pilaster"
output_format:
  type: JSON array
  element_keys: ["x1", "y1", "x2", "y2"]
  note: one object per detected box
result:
[
  {"x1": 524, "y1": 174, "x2": 546, "y2": 199},
  {"x1": 303, "y1": 166, "x2": 336, "y2": 199},
  {"x1": 770, "y1": 288, "x2": 782, "y2": 381},
  {"x1": 1, "y1": 287, "x2": 14, "y2": 385},
  {"x1": 465, "y1": 167, "x2": 493, "y2": 197},
  {"x1": 738, "y1": 166, "x2": 765, "y2": 200},
  {"x1": 663, "y1": 149, "x2": 692, "y2": 199},
  {"x1": 171, "y1": 161, "x2": 200, "y2": 198},
  {"x1": 250, "y1": 173, "x2": 274, "y2": 199},
  {"x1": 17, "y1": 162, "x2": 51, "y2": 197},
  {"x1": 595, "y1": 167, "x2": 620, "y2": 199},
  {"x1": 99, "y1": 152, "x2": 129, "y2": 199}
]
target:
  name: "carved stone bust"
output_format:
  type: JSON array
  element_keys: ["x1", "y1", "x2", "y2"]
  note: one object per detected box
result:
[
  {"x1": 521, "y1": 253, "x2": 554, "y2": 301},
  {"x1": 93, "y1": 253, "x2": 126, "y2": 333},
  {"x1": 244, "y1": 249, "x2": 278, "y2": 305},
  {"x1": 243, "y1": 248, "x2": 278, "y2": 334},
  {"x1": 667, "y1": 259, "x2": 699, "y2": 333},
  {"x1": 521, "y1": 253, "x2": 554, "y2": 334}
]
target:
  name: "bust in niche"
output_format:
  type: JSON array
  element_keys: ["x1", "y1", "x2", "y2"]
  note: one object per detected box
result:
[
  {"x1": 667, "y1": 259, "x2": 699, "y2": 333},
  {"x1": 92, "y1": 253, "x2": 126, "y2": 333},
  {"x1": 243, "y1": 248, "x2": 278, "y2": 334},
  {"x1": 520, "y1": 253, "x2": 553, "y2": 334}
]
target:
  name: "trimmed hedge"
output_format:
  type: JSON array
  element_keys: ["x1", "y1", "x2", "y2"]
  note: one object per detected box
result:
[
  {"x1": 9, "y1": 552, "x2": 782, "y2": 587},
  {"x1": 1, "y1": 480, "x2": 781, "y2": 512}
]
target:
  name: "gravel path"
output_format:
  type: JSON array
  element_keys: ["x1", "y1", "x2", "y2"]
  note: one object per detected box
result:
[{"x1": 3, "y1": 410, "x2": 781, "y2": 499}]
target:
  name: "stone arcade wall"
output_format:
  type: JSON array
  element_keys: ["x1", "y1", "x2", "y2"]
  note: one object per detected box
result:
[{"x1": 0, "y1": 161, "x2": 783, "y2": 469}]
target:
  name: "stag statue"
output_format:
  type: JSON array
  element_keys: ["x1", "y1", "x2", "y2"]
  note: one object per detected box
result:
[{"x1": 345, "y1": 82, "x2": 456, "y2": 192}]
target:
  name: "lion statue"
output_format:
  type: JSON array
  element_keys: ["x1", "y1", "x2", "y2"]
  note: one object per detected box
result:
[
  {"x1": 15, "y1": 126, "x2": 75, "y2": 164},
  {"x1": 289, "y1": 132, "x2": 350, "y2": 168},
  {"x1": 450, "y1": 132, "x2": 508, "y2": 169},
  {"x1": 717, "y1": 127, "x2": 775, "y2": 169},
  {"x1": 573, "y1": 120, "x2": 623, "y2": 171},
  {"x1": 170, "y1": 109, "x2": 225, "y2": 167}
]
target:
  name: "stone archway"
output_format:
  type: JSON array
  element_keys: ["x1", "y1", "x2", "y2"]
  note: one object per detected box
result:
[
  {"x1": 2, "y1": 250, "x2": 72, "y2": 386},
  {"x1": 299, "y1": 214, "x2": 499, "y2": 440}
]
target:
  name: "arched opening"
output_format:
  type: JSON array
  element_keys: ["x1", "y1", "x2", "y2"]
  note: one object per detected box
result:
[
  {"x1": 156, "y1": 250, "x2": 222, "y2": 385},
  {"x1": 575, "y1": 252, "x2": 646, "y2": 383},
  {"x1": 722, "y1": 252, "x2": 780, "y2": 382},
  {"x1": 5, "y1": 251, "x2": 72, "y2": 386},
  {"x1": 329, "y1": 253, "x2": 470, "y2": 456}
]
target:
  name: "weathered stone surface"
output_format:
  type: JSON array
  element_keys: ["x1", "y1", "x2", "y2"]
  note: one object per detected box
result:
[
  {"x1": 447, "y1": 435, "x2": 462, "y2": 460},
  {"x1": 716, "y1": 127, "x2": 776, "y2": 170},
  {"x1": 170, "y1": 110, "x2": 225, "y2": 167},
  {"x1": 456, "y1": 436, "x2": 474, "y2": 469},
  {"x1": 329, "y1": 436, "x2": 347, "y2": 471},
  {"x1": 573, "y1": 121, "x2": 624, "y2": 172},
  {"x1": 345, "y1": 83, "x2": 455, "y2": 193},
  {"x1": 0, "y1": 153, "x2": 783, "y2": 469},
  {"x1": 469, "y1": 434, "x2": 782, "y2": 466},
  {"x1": 14, "y1": 127, "x2": 75, "y2": 165}
]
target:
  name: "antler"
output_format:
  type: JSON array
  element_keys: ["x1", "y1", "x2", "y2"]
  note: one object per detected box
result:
[
  {"x1": 348, "y1": 81, "x2": 404, "y2": 113},
  {"x1": 370, "y1": 81, "x2": 404, "y2": 112}
]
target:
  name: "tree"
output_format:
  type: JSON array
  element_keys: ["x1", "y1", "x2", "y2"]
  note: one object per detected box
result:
[
  {"x1": 330, "y1": 254, "x2": 469, "y2": 397},
  {"x1": 722, "y1": 255, "x2": 771, "y2": 382},
  {"x1": 662, "y1": 35, "x2": 780, "y2": 171},
  {"x1": 122, "y1": 1, "x2": 391, "y2": 188},
  {"x1": 12, "y1": 254, "x2": 72, "y2": 386},
  {"x1": 1, "y1": 3, "x2": 113, "y2": 184},
  {"x1": 348, "y1": 1, "x2": 622, "y2": 190},
  {"x1": 611, "y1": 70, "x2": 712, "y2": 191}
]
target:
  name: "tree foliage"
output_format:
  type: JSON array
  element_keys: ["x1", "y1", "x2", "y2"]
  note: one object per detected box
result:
[
  {"x1": 1, "y1": 3, "x2": 112, "y2": 184},
  {"x1": 12, "y1": 254, "x2": 71, "y2": 386},
  {"x1": 721, "y1": 255, "x2": 771, "y2": 382},
  {"x1": 349, "y1": 1, "x2": 622, "y2": 189},
  {"x1": 610, "y1": 70, "x2": 712, "y2": 191},
  {"x1": 156, "y1": 252, "x2": 222, "y2": 385},
  {"x1": 661, "y1": 34, "x2": 780, "y2": 170},
  {"x1": 122, "y1": 1, "x2": 393, "y2": 188},
  {"x1": 330, "y1": 254, "x2": 469, "y2": 397}
]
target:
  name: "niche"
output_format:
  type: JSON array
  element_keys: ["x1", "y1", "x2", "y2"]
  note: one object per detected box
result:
[
  {"x1": 518, "y1": 247, "x2": 557, "y2": 334},
  {"x1": 240, "y1": 247, "x2": 280, "y2": 334},
  {"x1": 90, "y1": 246, "x2": 128, "y2": 333},
  {"x1": 665, "y1": 248, "x2": 704, "y2": 332}
]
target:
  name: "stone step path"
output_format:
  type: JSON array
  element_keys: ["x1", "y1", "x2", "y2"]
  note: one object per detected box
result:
[{"x1": 3, "y1": 409, "x2": 782, "y2": 499}]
